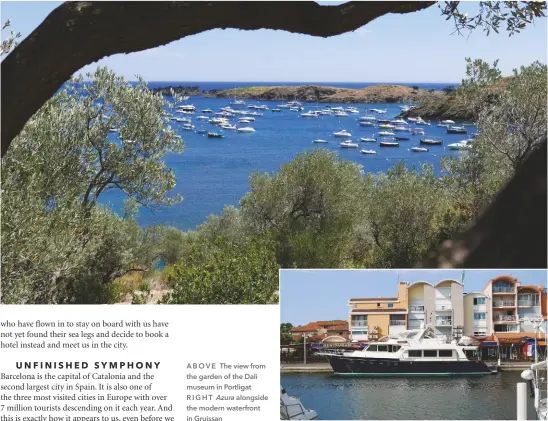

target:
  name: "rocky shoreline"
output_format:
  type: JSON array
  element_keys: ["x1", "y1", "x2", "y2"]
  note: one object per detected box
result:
[{"x1": 151, "y1": 84, "x2": 473, "y2": 120}]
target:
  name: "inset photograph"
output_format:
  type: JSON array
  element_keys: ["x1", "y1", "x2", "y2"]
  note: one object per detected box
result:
[{"x1": 280, "y1": 269, "x2": 547, "y2": 420}]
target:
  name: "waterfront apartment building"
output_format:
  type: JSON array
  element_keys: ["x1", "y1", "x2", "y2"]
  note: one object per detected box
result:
[
  {"x1": 463, "y1": 292, "x2": 490, "y2": 337},
  {"x1": 481, "y1": 276, "x2": 544, "y2": 334},
  {"x1": 348, "y1": 282, "x2": 408, "y2": 342},
  {"x1": 407, "y1": 280, "x2": 464, "y2": 340}
]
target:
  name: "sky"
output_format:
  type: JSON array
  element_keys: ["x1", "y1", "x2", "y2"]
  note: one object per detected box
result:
[
  {"x1": 280, "y1": 270, "x2": 548, "y2": 325},
  {"x1": 1, "y1": 1, "x2": 546, "y2": 83}
]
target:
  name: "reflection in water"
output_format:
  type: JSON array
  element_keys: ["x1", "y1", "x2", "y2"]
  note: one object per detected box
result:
[{"x1": 281, "y1": 372, "x2": 537, "y2": 420}]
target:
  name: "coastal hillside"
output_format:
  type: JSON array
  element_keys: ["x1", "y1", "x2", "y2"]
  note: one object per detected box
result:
[
  {"x1": 152, "y1": 84, "x2": 445, "y2": 104},
  {"x1": 401, "y1": 91, "x2": 473, "y2": 120}
]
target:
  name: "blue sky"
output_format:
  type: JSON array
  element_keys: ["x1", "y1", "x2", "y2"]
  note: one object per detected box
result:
[
  {"x1": 280, "y1": 270, "x2": 547, "y2": 325},
  {"x1": 2, "y1": 1, "x2": 546, "y2": 82}
]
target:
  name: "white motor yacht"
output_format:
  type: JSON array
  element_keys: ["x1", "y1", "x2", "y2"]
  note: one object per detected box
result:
[
  {"x1": 301, "y1": 111, "x2": 319, "y2": 118},
  {"x1": 360, "y1": 121, "x2": 375, "y2": 127},
  {"x1": 360, "y1": 137, "x2": 376, "y2": 142},
  {"x1": 378, "y1": 124, "x2": 396, "y2": 129},
  {"x1": 447, "y1": 140, "x2": 473, "y2": 150},
  {"x1": 237, "y1": 127, "x2": 256, "y2": 133},
  {"x1": 411, "y1": 147, "x2": 429, "y2": 152},
  {"x1": 390, "y1": 118, "x2": 408, "y2": 125},
  {"x1": 441, "y1": 119, "x2": 455, "y2": 125},
  {"x1": 359, "y1": 116, "x2": 377, "y2": 122},
  {"x1": 333, "y1": 129, "x2": 351, "y2": 138},
  {"x1": 312, "y1": 139, "x2": 328, "y2": 144},
  {"x1": 334, "y1": 111, "x2": 349, "y2": 117},
  {"x1": 360, "y1": 149, "x2": 377, "y2": 154},
  {"x1": 378, "y1": 131, "x2": 396, "y2": 137},
  {"x1": 339, "y1": 140, "x2": 359, "y2": 148},
  {"x1": 280, "y1": 386, "x2": 318, "y2": 420}
]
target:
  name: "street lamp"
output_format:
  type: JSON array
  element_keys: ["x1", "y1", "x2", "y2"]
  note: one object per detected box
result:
[{"x1": 303, "y1": 334, "x2": 308, "y2": 365}]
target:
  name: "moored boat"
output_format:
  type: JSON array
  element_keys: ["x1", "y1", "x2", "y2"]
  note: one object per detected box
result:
[
  {"x1": 339, "y1": 140, "x2": 359, "y2": 148},
  {"x1": 280, "y1": 386, "x2": 318, "y2": 420},
  {"x1": 333, "y1": 129, "x2": 352, "y2": 138},
  {"x1": 321, "y1": 326, "x2": 493, "y2": 376},
  {"x1": 207, "y1": 132, "x2": 224, "y2": 138},
  {"x1": 395, "y1": 134, "x2": 411, "y2": 140},
  {"x1": 360, "y1": 137, "x2": 376, "y2": 142},
  {"x1": 379, "y1": 141, "x2": 399, "y2": 147},
  {"x1": 237, "y1": 127, "x2": 256, "y2": 133},
  {"x1": 420, "y1": 136, "x2": 443, "y2": 145},
  {"x1": 378, "y1": 131, "x2": 396, "y2": 137},
  {"x1": 411, "y1": 146, "x2": 429, "y2": 152},
  {"x1": 360, "y1": 149, "x2": 377, "y2": 155},
  {"x1": 447, "y1": 125, "x2": 468, "y2": 134},
  {"x1": 312, "y1": 139, "x2": 328, "y2": 144}
]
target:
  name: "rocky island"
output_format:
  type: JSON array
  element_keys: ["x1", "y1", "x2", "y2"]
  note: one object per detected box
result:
[{"x1": 151, "y1": 84, "x2": 474, "y2": 120}]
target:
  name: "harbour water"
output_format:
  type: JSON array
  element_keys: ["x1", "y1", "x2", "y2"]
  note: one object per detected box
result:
[
  {"x1": 99, "y1": 83, "x2": 473, "y2": 231},
  {"x1": 281, "y1": 372, "x2": 537, "y2": 420}
]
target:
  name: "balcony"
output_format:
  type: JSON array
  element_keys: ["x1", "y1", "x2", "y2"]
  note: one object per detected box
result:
[
  {"x1": 436, "y1": 319, "x2": 452, "y2": 326},
  {"x1": 492, "y1": 287, "x2": 515, "y2": 294},
  {"x1": 517, "y1": 300, "x2": 538, "y2": 307},
  {"x1": 389, "y1": 320, "x2": 406, "y2": 326},
  {"x1": 493, "y1": 315, "x2": 517, "y2": 322},
  {"x1": 409, "y1": 306, "x2": 424, "y2": 312},
  {"x1": 351, "y1": 321, "x2": 368, "y2": 328},
  {"x1": 435, "y1": 304, "x2": 452, "y2": 311},
  {"x1": 493, "y1": 301, "x2": 515, "y2": 308}
]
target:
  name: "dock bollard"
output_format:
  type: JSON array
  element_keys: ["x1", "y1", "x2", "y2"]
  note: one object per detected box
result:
[{"x1": 517, "y1": 382, "x2": 527, "y2": 420}]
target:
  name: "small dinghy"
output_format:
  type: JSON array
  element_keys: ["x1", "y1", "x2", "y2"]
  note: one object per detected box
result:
[
  {"x1": 360, "y1": 149, "x2": 377, "y2": 155},
  {"x1": 360, "y1": 137, "x2": 376, "y2": 142},
  {"x1": 312, "y1": 139, "x2": 328, "y2": 144},
  {"x1": 237, "y1": 127, "x2": 256, "y2": 133},
  {"x1": 378, "y1": 131, "x2": 396, "y2": 137},
  {"x1": 395, "y1": 134, "x2": 411, "y2": 140},
  {"x1": 411, "y1": 146, "x2": 429, "y2": 152}
]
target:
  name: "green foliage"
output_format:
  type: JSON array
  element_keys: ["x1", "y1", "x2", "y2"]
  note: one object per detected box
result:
[
  {"x1": 368, "y1": 163, "x2": 451, "y2": 268},
  {"x1": 438, "y1": 1, "x2": 546, "y2": 36},
  {"x1": 240, "y1": 149, "x2": 370, "y2": 268},
  {"x1": 1, "y1": 67, "x2": 183, "y2": 303},
  {"x1": 160, "y1": 239, "x2": 279, "y2": 304},
  {"x1": 1, "y1": 20, "x2": 21, "y2": 55}
]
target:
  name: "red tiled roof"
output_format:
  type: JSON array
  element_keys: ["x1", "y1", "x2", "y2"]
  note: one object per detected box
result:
[
  {"x1": 351, "y1": 308, "x2": 407, "y2": 313},
  {"x1": 290, "y1": 320, "x2": 349, "y2": 333},
  {"x1": 350, "y1": 297, "x2": 398, "y2": 302}
]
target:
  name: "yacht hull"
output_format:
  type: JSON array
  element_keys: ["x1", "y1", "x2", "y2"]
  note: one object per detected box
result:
[{"x1": 326, "y1": 355, "x2": 493, "y2": 376}]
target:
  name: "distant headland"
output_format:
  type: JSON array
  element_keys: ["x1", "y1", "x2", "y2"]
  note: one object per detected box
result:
[{"x1": 150, "y1": 84, "x2": 472, "y2": 120}]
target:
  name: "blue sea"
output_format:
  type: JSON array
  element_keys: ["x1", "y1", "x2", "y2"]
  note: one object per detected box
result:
[{"x1": 100, "y1": 81, "x2": 471, "y2": 231}]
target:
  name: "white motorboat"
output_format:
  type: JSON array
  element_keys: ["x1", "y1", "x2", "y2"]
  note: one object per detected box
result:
[
  {"x1": 378, "y1": 124, "x2": 396, "y2": 129},
  {"x1": 448, "y1": 140, "x2": 473, "y2": 150},
  {"x1": 331, "y1": 106, "x2": 344, "y2": 112},
  {"x1": 312, "y1": 139, "x2": 328, "y2": 144},
  {"x1": 178, "y1": 104, "x2": 196, "y2": 112},
  {"x1": 109, "y1": 128, "x2": 119, "y2": 133},
  {"x1": 360, "y1": 121, "x2": 375, "y2": 127},
  {"x1": 201, "y1": 109, "x2": 213, "y2": 113},
  {"x1": 177, "y1": 110, "x2": 194, "y2": 115},
  {"x1": 407, "y1": 117, "x2": 418, "y2": 122},
  {"x1": 220, "y1": 124, "x2": 237, "y2": 130},
  {"x1": 393, "y1": 126, "x2": 412, "y2": 132},
  {"x1": 360, "y1": 149, "x2": 377, "y2": 154},
  {"x1": 280, "y1": 386, "x2": 318, "y2": 420},
  {"x1": 378, "y1": 131, "x2": 396, "y2": 137},
  {"x1": 333, "y1": 129, "x2": 351, "y2": 138},
  {"x1": 359, "y1": 116, "x2": 377, "y2": 122},
  {"x1": 196, "y1": 116, "x2": 209, "y2": 120},
  {"x1": 334, "y1": 111, "x2": 349, "y2": 117},
  {"x1": 441, "y1": 119, "x2": 455, "y2": 125},
  {"x1": 447, "y1": 125, "x2": 468, "y2": 134},
  {"x1": 412, "y1": 128, "x2": 425, "y2": 135},
  {"x1": 415, "y1": 117, "x2": 430, "y2": 126},
  {"x1": 209, "y1": 118, "x2": 228, "y2": 125},
  {"x1": 346, "y1": 108, "x2": 359, "y2": 114},
  {"x1": 238, "y1": 118, "x2": 253, "y2": 124},
  {"x1": 182, "y1": 124, "x2": 195, "y2": 131},
  {"x1": 320, "y1": 110, "x2": 333, "y2": 115},
  {"x1": 339, "y1": 141, "x2": 359, "y2": 148},
  {"x1": 390, "y1": 118, "x2": 408, "y2": 125},
  {"x1": 237, "y1": 127, "x2": 256, "y2": 133},
  {"x1": 301, "y1": 111, "x2": 319, "y2": 118},
  {"x1": 360, "y1": 137, "x2": 376, "y2": 142},
  {"x1": 289, "y1": 107, "x2": 300, "y2": 112},
  {"x1": 411, "y1": 147, "x2": 429, "y2": 152},
  {"x1": 230, "y1": 99, "x2": 246, "y2": 106},
  {"x1": 420, "y1": 136, "x2": 443, "y2": 145}
]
